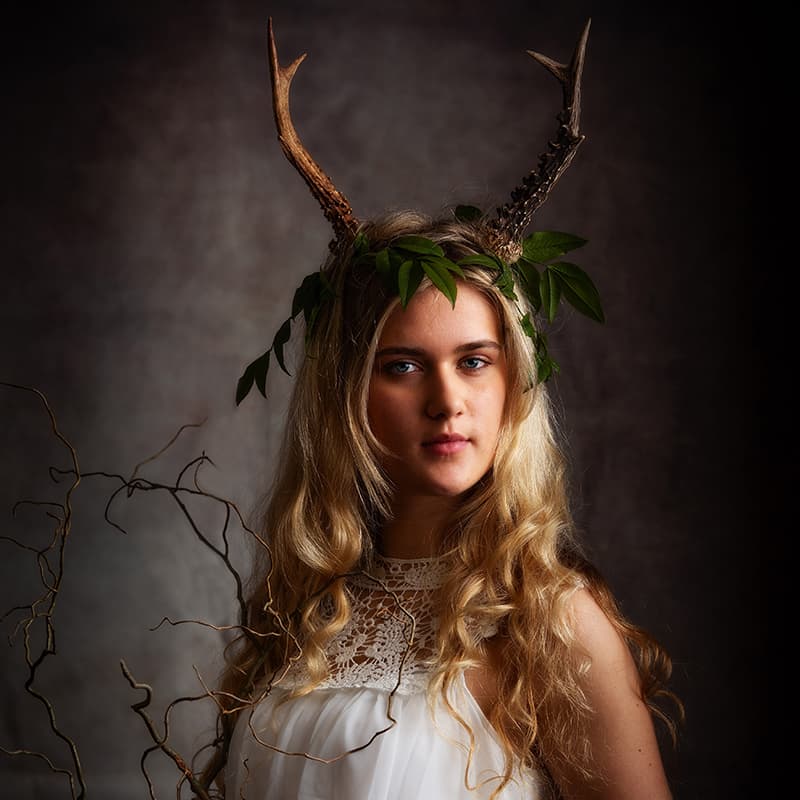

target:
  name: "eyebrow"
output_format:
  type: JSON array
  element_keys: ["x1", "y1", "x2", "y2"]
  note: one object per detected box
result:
[{"x1": 375, "y1": 340, "x2": 503, "y2": 358}]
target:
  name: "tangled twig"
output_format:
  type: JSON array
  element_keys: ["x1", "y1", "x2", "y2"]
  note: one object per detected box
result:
[
  {"x1": 1, "y1": 382, "x2": 269, "y2": 797},
  {"x1": 2, "y1": 383, "x2": 418, "y2": 798},
  {"x1": 1, "y1": 382, "x2": 86, "y2": 798}
]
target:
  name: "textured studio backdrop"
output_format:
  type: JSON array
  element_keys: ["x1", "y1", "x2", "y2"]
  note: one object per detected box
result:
[{"x1": 1, "y1": 2, "x2": 760, "y2": 799}]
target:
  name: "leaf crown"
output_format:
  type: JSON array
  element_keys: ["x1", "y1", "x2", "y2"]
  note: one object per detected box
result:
[{"x1": 235, "y1": 206, "x2": 603, "y2": 406}]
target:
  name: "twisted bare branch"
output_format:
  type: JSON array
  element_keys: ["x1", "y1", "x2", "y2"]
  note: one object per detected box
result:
[
  {"x1": 120, "y1": 660, "x2": 214, "y2": 800},
  {"x1": 0, "y1": 382, "x2": 86, "y2": 797}
]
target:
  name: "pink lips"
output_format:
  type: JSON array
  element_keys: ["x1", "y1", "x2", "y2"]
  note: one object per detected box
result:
[{"x1": 422, "y1": 433, "x2": 469, "y2": 456}]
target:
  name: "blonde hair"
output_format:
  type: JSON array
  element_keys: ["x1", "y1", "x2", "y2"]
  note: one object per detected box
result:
[{"x1": 200, "y1": 210, "x2": 680, "y2": 797}]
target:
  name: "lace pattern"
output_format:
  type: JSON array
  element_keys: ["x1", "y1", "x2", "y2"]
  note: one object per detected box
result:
[{"x1": 280, "y1": 555, "x2": 474, "y2": 695}]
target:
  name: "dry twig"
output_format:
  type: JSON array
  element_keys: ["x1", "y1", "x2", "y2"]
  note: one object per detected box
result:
[{"x1": 2, "y1": 383, "x2": 416, "y2": 797}]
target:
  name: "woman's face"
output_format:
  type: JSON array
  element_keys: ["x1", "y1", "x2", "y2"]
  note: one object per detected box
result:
[{"x1": 367, "y1": 281, "x2": 508, "y2": 500}]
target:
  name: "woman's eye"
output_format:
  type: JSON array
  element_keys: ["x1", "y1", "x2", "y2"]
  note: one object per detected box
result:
[
  {"x1": 386, "y1": 360, "x2": 418, "y2": 375},
  {"x1": 461, "y1": 356, "x2": 489, "y2": 371}
]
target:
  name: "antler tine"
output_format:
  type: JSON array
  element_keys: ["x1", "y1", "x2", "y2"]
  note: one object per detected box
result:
[
  {"x1": 267, "y1": 18, "x2": 359, "y2": 247},
  {"x1": 487, "y1": 18, "x2": 591, "y2": 262}
]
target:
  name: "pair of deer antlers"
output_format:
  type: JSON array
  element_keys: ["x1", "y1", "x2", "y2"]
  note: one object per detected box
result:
[{"x1": 266, "y1": 17, "x2": 591, "y2": 262}]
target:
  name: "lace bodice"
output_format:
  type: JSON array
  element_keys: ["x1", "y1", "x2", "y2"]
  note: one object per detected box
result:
[
  {"x1": 227, "y1": 555, "x2": 546, "y2": 799},
  {"x1": 280, "y1": 555, "x2": 494, "y2": 695}
]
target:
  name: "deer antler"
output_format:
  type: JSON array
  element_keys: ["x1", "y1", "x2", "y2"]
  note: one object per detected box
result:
[
  {"x1": 267, "y1": 18, "x2": 360, "y2": 247},
  {"x1": 487, "y1": 19, "x2": 591, "y2": 262}
]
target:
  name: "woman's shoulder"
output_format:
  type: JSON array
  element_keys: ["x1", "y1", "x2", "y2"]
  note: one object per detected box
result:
[
  {"x1": 566, "y1": 586, "x2": 638, "y2": 676},
  {"x1": 553, "y1": 592, "x2": 675, "y2": 797}
]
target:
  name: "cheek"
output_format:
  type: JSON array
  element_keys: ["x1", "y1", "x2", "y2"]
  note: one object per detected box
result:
[{"x1": 476, "y1": 379, "x2": 507, "y2": 429}]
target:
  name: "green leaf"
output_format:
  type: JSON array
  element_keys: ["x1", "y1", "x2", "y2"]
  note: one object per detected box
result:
[
  {"x1": 236, "y1": 350, "x2": 271, "y2": 405},
  {"x1": 254, "y1": 350, "x2": 270, "y2": 396},
  {"x1": 272, "y1": 318, "x2": 292, "y2": 376},
  {"x1": 376, "y1": 248, "x2": 391, "y2": 279},
  {"x1": 529, "y1": 330, "x2": 558, "y2": 383},
  {"x1": 494, "y1": 265, "x2": 518, "y2": 301},
  {"x1": 519, "y1": 312, "x2": 536, "y2": 339},
  {"x1": 291, "y1": 272, "x2": 318, "y2": 319},
  {"x1": 387, "y1": 247, "x2": 405, "y2": 268},
  {"x1": 425, "y1": 255, "x2": 464, "y2": 278},
  {"x1": 541, "y1": 268, "x2": 562, "y2": 323},
  {"x1": 521, "y1": 231, "x2": 588, "y2": 264},
  {"x1": 392, "y1": 236, "x2": 444, "y2": 257},
  {"x1": 404, "y1": 262, "x2": 425, "y2": 307},
  {"x1": 515, "y1": 262, "x2": 542, "y2": 311},
  {"x1": 536, "y1": 353, "x2": 559, "y2": 383},
  {"x1": 454, "y1": 204, "x2": 482, "y2": 222},
  {"x1": 398, "y1": 260, "x2": 413, "y2": 307},
  {"x1": 458, "y1": 253, "x2": 504, "y2": 270},
  {"x1": 549, "y1": 261, "x2": 604, "y2": 323},
  {"x1": 235, "y1": 366, "x2": 255, "y2": 406},
  {"x1": 422, "y1": 259, "x2": 458, "y2": 307}
]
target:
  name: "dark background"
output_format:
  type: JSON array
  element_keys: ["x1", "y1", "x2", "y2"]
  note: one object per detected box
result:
[{"x1": 1, "y1": 2, "x2": 762, "y2": 798}]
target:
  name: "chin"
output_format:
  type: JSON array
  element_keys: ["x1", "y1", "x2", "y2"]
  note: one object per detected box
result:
[
  {"x1": 419, "y1": 474, "x2": 485, "y2": 498},
  {"x1": 389, "y1": 466, "x2": 491, "y2": 500}
]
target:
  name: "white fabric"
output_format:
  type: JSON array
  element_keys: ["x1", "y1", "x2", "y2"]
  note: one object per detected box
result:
[{"x1": 225, "y1": 556, "x2": 543, "y2": 799}]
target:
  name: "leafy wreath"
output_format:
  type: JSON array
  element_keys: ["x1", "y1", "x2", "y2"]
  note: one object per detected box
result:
[{"x1": 236, "y1": 206, "x2": 603, "y2": 406}]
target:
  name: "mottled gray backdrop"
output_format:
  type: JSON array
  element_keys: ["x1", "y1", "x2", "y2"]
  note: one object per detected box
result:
[{"x1": 1, "y1": 1, "x2": 761, "y2": 798}]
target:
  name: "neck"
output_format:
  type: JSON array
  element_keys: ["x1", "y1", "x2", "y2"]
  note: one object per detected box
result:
[{"x1": 378, "y1": 495, "x2": 457, "y2": 558}]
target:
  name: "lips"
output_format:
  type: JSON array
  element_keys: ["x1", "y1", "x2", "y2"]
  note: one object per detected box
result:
[{"x1": 422, "y1": 433, "x2": 469, "y2": 456}]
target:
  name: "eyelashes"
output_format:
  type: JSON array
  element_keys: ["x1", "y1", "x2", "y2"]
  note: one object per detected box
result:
[
  {"x1": 385, "y1": 360, "x2": 418, "y2": 375},
  {"x1": 381, "y1": 356, "x2": 492, "y2": 376}
]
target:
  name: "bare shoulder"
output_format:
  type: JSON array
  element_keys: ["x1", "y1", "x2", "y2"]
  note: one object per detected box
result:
[
  {"x1": 553, "y1": 587, "x2": 674, "y2": 800},
  {"x1": 568, "y1": 588, "x2": 639, "y2": 683},
  {"x1": 566, "y1": 586, "x2": 648, "y2": 724}
]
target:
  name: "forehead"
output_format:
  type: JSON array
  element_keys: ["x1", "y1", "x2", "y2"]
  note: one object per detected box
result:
[{"x1": 377, "y1": 282, "x2": 502, "y2": 348}]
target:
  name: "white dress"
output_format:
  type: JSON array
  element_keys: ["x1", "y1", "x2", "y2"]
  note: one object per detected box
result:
[{"x1": 226, "y1": 556, "x2": 544, "y2": 799}]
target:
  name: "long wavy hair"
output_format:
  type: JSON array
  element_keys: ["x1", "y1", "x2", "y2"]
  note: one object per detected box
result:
[{"x1": 198, "y1": 209, "x2": 681, "y2": 798}]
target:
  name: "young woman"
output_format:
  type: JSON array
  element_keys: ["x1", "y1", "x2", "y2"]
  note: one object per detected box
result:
[{"x1": 198, "y1": 19, "x2": 681, "y2": 800}]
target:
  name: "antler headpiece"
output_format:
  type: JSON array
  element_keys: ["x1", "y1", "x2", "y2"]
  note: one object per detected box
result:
[{"x1": 236, "y1": 18, "x2": 602, "y2": 405}]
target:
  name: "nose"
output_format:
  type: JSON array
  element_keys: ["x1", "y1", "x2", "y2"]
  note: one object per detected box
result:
[{"x1": 425, "y1": 367, "x2": 465, "y2": 420}]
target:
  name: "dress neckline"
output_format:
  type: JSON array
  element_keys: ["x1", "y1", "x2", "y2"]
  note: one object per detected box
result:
[{"x1": 354, "y1": 553, "x2": 450, "y2": 590}]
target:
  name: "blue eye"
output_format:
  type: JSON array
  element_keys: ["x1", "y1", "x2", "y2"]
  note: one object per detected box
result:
[
  {"x1": 461, "y1": 356, "x2": 488, "y2": 371},
  {"x1": 386, "y1": 360, "x2": 418, "y2": 375}
]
